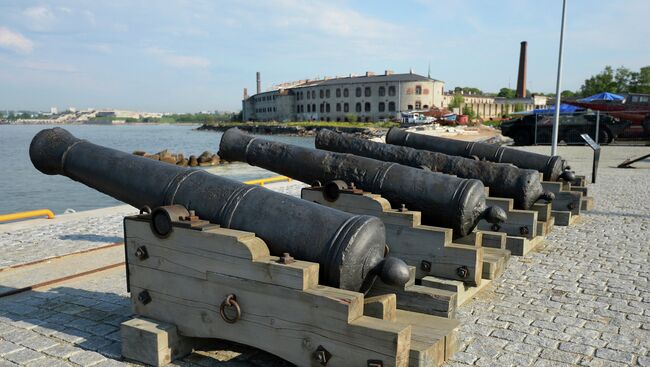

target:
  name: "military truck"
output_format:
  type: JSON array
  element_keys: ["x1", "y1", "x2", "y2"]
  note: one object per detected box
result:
[{"x1": 500, "y1": 112, "x2": 630, "y2": 145}]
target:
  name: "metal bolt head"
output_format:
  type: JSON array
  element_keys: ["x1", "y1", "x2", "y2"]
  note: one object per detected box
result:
[
  {"x1": 278, "y1": 252, "x2": 295, "y2": 264},
  {"x1": 420, "y1": 260, "x2": 432, "y2": 272},
  {"x1": 456, "y1": 266, "x2": 469, "y2": 278},
  {"x1": 368, "y1": 360, "x2": 384, "y2": 367},
  {"x1": 134, "y1": 246, "x2": 148, "y2": 260},
  {"x1": 138, "y1": 290, "x2": 152, "y2": 305},
  {"x1": 568, "y1": 202, "x2": 576, "y2": 210},
  {"x1": 520, "y1": 226, "x2": 529, "y2": 235},
  {"x1": 399, "y1": 204, "x2": 408, "y2": 212}
]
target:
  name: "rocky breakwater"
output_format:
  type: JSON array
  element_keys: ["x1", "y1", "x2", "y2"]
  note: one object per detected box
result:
[
  {"x1": 133, "y1": 149, "x2": 223, "y2": 167},
  {"x1": 197, "y1": 124, "x2": 387, "y2": 138}
]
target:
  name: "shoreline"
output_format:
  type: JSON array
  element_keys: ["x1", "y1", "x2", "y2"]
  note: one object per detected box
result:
[{"x1": 196, "y1": 123, "x2": 388, "y2": 137}]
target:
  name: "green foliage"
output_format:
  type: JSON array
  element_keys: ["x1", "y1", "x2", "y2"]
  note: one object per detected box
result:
[
  {"x1": 345, "y1": 114, "x2": 358, "y2": 123},
  {"x1": 461, "y1": 105, "x2": 476, "y2": 119},
  {"x1": 448, "y1": 95, "x2": 464, "y2": 109},
  {"x1": 453, "y1": 87, "x2": 483, "y2": 95},
  {"x1": 498, "y1": 88, "x2": 516, "y2": 98},
  {"x1": 579, "y1": 65, "x2": 650, "y2": 96},
  {"x1": 561, "y1": 90, "x2": 577, "y2": 98},
  {"x1": 514, "y1": 103, "x2": 525, "y2": 112}
]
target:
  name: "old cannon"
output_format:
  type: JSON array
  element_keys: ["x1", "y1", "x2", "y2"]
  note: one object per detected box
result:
[
  {"x1": 218, "y1": 128, "x2": 507, "y2": 238},
  {"x1": 386, "y1": 127, "x2": 575, "y2": 182},
  {"x1": 316, "y1": 129, "x2": 555, "y2": 210},
  {"x1": 29, "y1": 127, "x2": 410, "y2": 292}
]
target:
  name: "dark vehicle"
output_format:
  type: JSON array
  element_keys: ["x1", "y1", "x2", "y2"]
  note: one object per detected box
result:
[{"x1": 500, "y1": 113, "x2": 630, "y2": 145}]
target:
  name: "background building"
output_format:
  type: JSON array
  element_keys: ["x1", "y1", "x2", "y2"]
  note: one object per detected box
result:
[
  {"x1": 242, "y1": 70, "x2": 445, "y2": 122},
  {"x1": 440, "y1": 93, "x2": 548, "y2": 119}
]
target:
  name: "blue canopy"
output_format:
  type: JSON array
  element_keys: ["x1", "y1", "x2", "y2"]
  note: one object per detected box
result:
[
  {"x1": 579, "y1": 92, "x2": 624, "y2": 102},
  {"x1": 512, "y1": 103, "x2": 583, "y2": 115}
]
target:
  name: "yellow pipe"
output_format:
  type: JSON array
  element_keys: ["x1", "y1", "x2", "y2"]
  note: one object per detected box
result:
[
  {"x1": 0, "y1": 209, "x2": 55, "y2": 223},
  {"x1": 244, "y1": 175, "x2": 292, "y2": 187}
]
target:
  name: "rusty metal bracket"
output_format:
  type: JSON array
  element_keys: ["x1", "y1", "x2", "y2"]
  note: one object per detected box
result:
[
  {"x1": 219, "y1": 294, "x2": 241, "y2": 324},
  {"x1": 277, "y1": 252, "x2": 295, "y2": 264},
  {"x1": 456, "y1": 266, "x2": 469, "y2": 279}
]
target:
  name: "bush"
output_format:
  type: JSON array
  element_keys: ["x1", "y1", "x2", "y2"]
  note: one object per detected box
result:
[{"x1": 345, "y1": 114, "x2": 358, "y2": 123}]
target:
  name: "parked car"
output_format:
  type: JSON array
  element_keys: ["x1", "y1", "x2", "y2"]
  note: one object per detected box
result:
[{"x1": 500, "y1": 113, "x2": 630, "y2": 145}]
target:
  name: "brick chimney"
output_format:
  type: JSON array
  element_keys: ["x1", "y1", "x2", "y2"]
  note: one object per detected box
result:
[{"x1": 516, "y1": 41, "x2": 527, "y2": 98}]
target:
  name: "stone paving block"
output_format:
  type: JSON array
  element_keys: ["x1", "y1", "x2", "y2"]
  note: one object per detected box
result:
[
  {"x1": 68, "y1": 350, "x2": 107, "y2": 366},
  {"x1": 3, "y1": 348, "x2": 44, "y2": 365},
  {"x1": 42, "y1": 344, "x2": 80, "y2": 359},
  {"x1": 594, "y1": 347, "x2": 634, "y2": 364},
  {"x1": 0, "y1": 341, "x2": 23, "y2": 357},
  {"x1": 18, "y1": 336, "x2": 58, "y2": 352},
  {"x1": 25, "y1": 357, "x2": 72, "y2": 367},
  {"x1": 559, "y1": 341, "x2": 596, "y2": 356}
]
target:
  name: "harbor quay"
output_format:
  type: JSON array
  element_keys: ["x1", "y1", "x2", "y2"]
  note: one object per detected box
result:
[{"x1": 0, "y1": 146, "x2": 649, "y2": 366}]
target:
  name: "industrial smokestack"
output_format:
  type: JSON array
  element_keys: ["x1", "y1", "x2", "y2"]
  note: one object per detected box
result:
[
  {"x1": 516, "y1": 41, "x2": 527, "y2": 98},
  {"x1": 256, "y1": 72, "x2": 261, "y2": 94}
]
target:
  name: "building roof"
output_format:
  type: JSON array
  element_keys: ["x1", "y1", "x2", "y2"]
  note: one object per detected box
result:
[{"x1": 291, "y1": 73, "x2": 439, "y2": 89}]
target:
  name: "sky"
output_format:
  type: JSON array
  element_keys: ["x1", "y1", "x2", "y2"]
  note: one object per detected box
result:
[{"x1": 0, "y1": 0, "x2": 648, "y2": 113}]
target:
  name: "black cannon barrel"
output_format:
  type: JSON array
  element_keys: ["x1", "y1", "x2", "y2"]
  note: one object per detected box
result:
[
  {"x1": 316, "y1": 129, "x2": 555, "y2": 210},
  {"x1": 386, "y1": 128, "x2": 575, "y2": 182},
  {"x1": 29, "y1": 128, "x2": 410, "y2": 292},
  {"x1": 219, "y1": 128, "x2": 507, "y2": 238}
]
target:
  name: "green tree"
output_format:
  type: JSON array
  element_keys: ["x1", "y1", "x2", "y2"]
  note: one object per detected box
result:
[
  {"x1": 579, "y1": 65, "x2": 644, "y2": 96},
  {"x1": 448, "y1": 95, "x2": 464, "y2": 109},
  {"x1": 629, "y1": 66, "x2": 650, "y2": 93},
  {"x1": 514, "y1": 103, "x2": 525, "y2": 112},
  {"x1": 462, "y1": 105, "x2": 476, "y2": 119},
  {"x1": 454, "y1": 87, "x2": 483, "y2": 95},
  {"x1": 561, "y1": 90, "x2": 577, "y2": 98},
  {"x1": 497, "y1": 88, "x2": 516, "y2": 98}
]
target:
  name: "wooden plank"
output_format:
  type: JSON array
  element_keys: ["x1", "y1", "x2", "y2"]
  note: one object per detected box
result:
[
  {"x1": 552, "y1": 210, "x2": 572, "y2": 226},
  {"x1": 396, "y1": 310, "x2": 460, "y2": 364},
  {"x1": 364, "y1": 294, "x2": 397, "y2": 321},
  {"x1": 368, "y1": 269, "x2": 458, "y2": 319},
  {"x1": 541, "y1": 182, "x2": 582, "y2": 215},
  {"x1": 581, "y1": 196, "x2": 595, "y2": 211},
  {"x1": 420, "y1": 277, "x2": 492, "y2": 307},
  {"x1": 125, "y1": 222, "x2": 319, "y2": 291},
  {"x1": 121, "y1": 317, "x2": 195, "y2": 366},
  {"x1": 531, "y1": 202, "x2": 552, "y2": 222},
  {"x1": 302, "y1": 188, "x2": 483, "y2": 285},
  {"x1": 480, "y1": 197, "x2": 538, "y2": 240},
  {"x1": 481, "y1": 248, "x2": 510, "y2": 280},
  {"x1": 129, "y1": 266, "x2": 411, "y2": 367}
]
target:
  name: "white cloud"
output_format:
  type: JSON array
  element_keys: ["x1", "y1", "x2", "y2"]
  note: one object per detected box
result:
[
  {"x1": 0, "y1": 27, "x2": 34, "y2": 53},
  {"x1": 23, "y1": 5, "x2": 57, "y2": 31},
  {"x1": 144, "y1": 47, "x2": 210, "y2": 69},
  {"x1": 22, "y1": 61, "x2": 78, "y2": 73}
]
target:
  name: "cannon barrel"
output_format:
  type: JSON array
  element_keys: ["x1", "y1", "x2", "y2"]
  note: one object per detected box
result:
[
  {"x1": 29, "y1": 127, "x2": 410, "y2": 292},
  {"x1": 316, "y1": 129, "x2": 555, "y2": 210},
  {"x1": 219, "y1": 128, "x2": 507, "y2": 238},
  {"x1": 386, "y1": 128, "x2": 575, "y2": 182}
]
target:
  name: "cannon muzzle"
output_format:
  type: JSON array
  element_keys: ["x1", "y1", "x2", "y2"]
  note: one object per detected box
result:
[
  {"x1": 219, "y1": 128, "x2": 506, "y2": 237},
  {"x1": 386, "y1": 127, "x2": 571, "y2": 182},
  {"x1": 316, "y1": 129, "x2": 555, "y2": 209},
  {"x1": 29, "y1": 127, "x2": 409, "y2": 292}
]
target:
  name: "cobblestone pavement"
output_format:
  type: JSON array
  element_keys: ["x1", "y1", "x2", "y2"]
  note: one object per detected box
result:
[{"x1": 0, "y1": 146, "x2": 648, "y2": 366}]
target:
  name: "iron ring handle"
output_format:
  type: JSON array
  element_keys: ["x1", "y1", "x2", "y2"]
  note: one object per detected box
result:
[{"x1": 220, "y1": 294, "x2": 241, "y2": 324}]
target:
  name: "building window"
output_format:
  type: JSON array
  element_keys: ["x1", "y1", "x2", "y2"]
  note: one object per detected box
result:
[
  {"x1": 311, "y1": 90, "x2": 315, "y2": 99},
  {"x1": 364, "y1": 87, "x2": 371, "y2": 97},
  {"x1": 312, "y1": 103, "x2": 316, "y2": 112},
  {"x1": 343, "y1": 88, "x2": 349, "y2": 97},
  {"x1": 379, "y1": 86, "x2": 386, "y2": 96},
  {"x1": 379, "y1": 102, "x2": 385, "y2": 112},
  {"x1": 355, "y1": 87, "x2": 362, "y2": 97},
  {"x1": 307, "y1": 91, "x2": 310, "y2": 100},
  {"x1": 344, "y1": 103, "x2": 349, "y2": 112},
  {"x1": 388, "y1": 86, "x2": 396, "y2": 96},
  {"x1": 307, "y1": 104, "x2": 311, "y2": 112},
  {"x1": 415, "y1": 101, "x2": 421, "y2": 109},
  {"x1": 415, "y1": 85, "x2": 422, "y2": 95},
  {"x1": 407, "y1": 105, "x2": 413, "y2": 110},
  {"x1": 355, "y1": 103, "x2": 362, "y2": 112},
  {"x1": 326, "y1": 89, "x2": 330, "y2": 98},
  {"x1": 388, "y1": 102, "x2": 396, "y2": 112},
  {"x1": 320, "y1": 90, "x2": 324, "y2": 99},
  {"x1": 423, "y1": 105, "x2": 429, "y2": 109},
  {"x1": 326, "y1": 103, "x2": 331, "y2": 113},
  {"x1": 320, "y1": 104, "x2": 324, "y2": 113},
  {"x1": 364, "y1": 102, "x2": 371, "y2": 112},
  {"x1": 336, "y1": 103, "x2": 341, "y2": 112},
  {"x1": 336, "y1": 88, "x2": 341, "y2": 98}
]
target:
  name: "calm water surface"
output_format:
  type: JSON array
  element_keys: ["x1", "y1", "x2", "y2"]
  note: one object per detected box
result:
[{"x1": 0, "y1": 124, "x2": 313, "y2": 214}]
